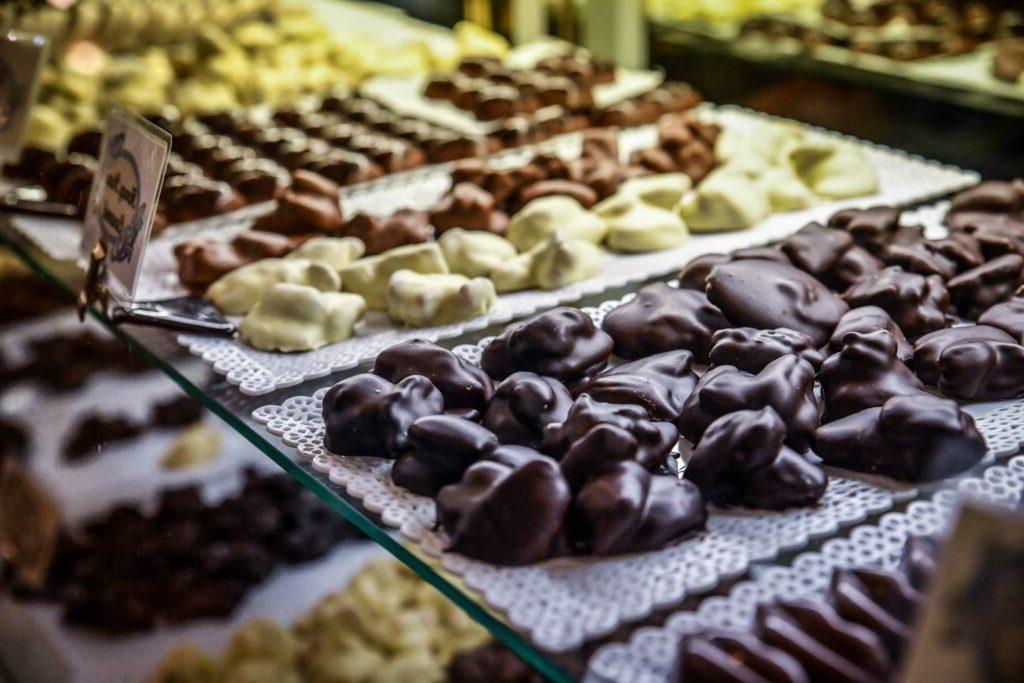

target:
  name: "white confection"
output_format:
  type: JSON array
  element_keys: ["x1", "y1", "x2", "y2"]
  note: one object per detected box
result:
[
  {"x1": 207, "y1": 258, "x2": 341, "y2": 315},
  {"x1": 531, "y1": 234, "x2": 604, "y2": 289},
  {"x1": 788, "y1": 140, "x2": 879, "y2": 199},
  {"x1": 438, "y1": 228, "x2": 518, "y2": 278},
  {"x1": 338, "y1": 242, "x2": 449, "y2": 310},
  {"x1": 506, "y1": 195, "x2": 607, "y2": 251},
  {"x1": 386, "y1": 270, "x2": 496, "y2": 326},
  {"x1": 617, "y1": 173, "x2": 692, "y2": 210},
  {"x1": 677, "y1": 168, "x2": 771, "y2": 232},
  {"x1": 238, "y1": 283, "x2": 366, "y2": 352},
  {"x1": 596, "y1": 194, "x2": 689, "y2": 252},
  {"x1": 757, "y1": 166, "x2": 818, "y2": 211},
  {"x1": 286, "y1": 237, "x2": 365, "y2": 269}
]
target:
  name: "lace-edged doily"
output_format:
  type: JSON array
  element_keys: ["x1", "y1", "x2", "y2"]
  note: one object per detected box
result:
[{"x1": 587, "y1": 404, "x2": 1024, "y2": 683}]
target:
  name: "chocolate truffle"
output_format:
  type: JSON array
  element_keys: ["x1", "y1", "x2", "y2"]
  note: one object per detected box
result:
[
  {"x1": 678, "y1": 354, "x2": 821, "y2": 451},
  {"x1": 813, "y1": 394, "x2": 986, "y2": 481},
  {"x1": 819, "y1": 330, "x2": 928, "y2": 423},
  {"x1": 978, "y1": 293, "x2": 1024, "y2": 342},
  {"x1": 601, "y1": 283, "x2": 729, "y2": 362},
  {"x1": 686, "y1": 407, "x2": 826, "y2": 509},
  {"x1": 911, "y1": 325, "x2": 1016, "y2": 384},
  {"x1": 707, "y1": 260, "x2": 849, "y2": 347},
  {"x1": 374, "y1": 339, "x2": 494, "y2": 414},
  {"x1": 391, "y1": 415, "x2": 498, "y2": 496},
  {"x1": 842, "y1": 266, "x2": 950, "y2": 340},
  {"x1": 430, "y1": 183, "x2": 509, "y2": 236},
  {"x1": 709, "y1": 327, "x2": 825, "y2": 373},
  {"x1": 63, "y1": 414, "x2": 142, "y2": 462},
  {"x1": 945, "y1": 254, "x2": 1024, "y2": 320},
  {"x1": 481, "y1": 372, "x2": 572, "y2": 449},
  {"x1": 322, "y1": 374, "x2": 444, "y2": 458},
  {"x1": 570, "y1": 461, "x2": 706, "y2": 555},
  {"x1": 342, "y1": 209, "x2": 430, "y2": 255},
  {"x1": 937, "y1": 339, "x2": 1024, "y2": 400},
  {"x1": 436, "y1": 446, "x2": 571, "y2": 565},
  {"x1": 828, "y1": 306, "x2": 913, "y2": 362},
  {"x1": 481, "y1": 308, "x2": 613, "y2": 388},
  {"x1": 578, "y1": 350, "x2": 698, "y2": 422}
]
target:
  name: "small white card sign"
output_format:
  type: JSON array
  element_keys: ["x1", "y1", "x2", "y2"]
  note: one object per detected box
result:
[
  {"x1": 81, "y1": 109, "x2": 171, "y2": 306},
  {"x1": 0, "y1": 31, "x2": 48, "y2": 162}
]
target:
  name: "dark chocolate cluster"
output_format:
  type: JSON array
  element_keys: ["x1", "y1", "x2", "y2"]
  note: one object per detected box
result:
[{"x1": 16, "y1": 330, "x2": 152, "y2": 392}]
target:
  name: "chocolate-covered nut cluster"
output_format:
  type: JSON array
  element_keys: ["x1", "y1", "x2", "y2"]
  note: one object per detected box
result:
[
  {"x1": 678, "y1": 535, "x2": 941, "y2": 682},
  {"x1": 373, "y1": 339, "x2": 494, "y2": 415},
  {"x1": 18, "y1": 470, "x2": 359, "y2": 633},
  {"x1": 15, "y1": 330, "x2": 151, "y2": 392},
  {"x1": 481, "y1": 372, "x2": 573, "y2": 449},
  {"x1": 709, "y1": 327, "x2": 824, "y2": 373},
  {"x1": 579, "y1": 350, "x2": 698, "y2": 421}
]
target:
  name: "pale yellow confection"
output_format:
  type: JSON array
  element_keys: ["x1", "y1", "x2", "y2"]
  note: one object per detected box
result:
[
  {"x1": 677, "y1": 168, "x2": 771, "y2": 232},
  {"x1": 530, "y1": 234, "x2": 603, "y2": 290},
  {"x1": 207, "y1": 258, "x2": 340, "y2": 316},
  {"x1": 23, "y1": 104, "x2": 74, "y2": 151},
  {"x1": 488, "y1": 251, "x2": 536, "y2": 293},
  {"x1": 386, "y1": 270, "x2": 496, "y2": 327},
  {"x1": 438, "y1": 229, "x2": 518, "y2": 278},
  {"x1": 715, "y1": 121, "x2": 803, "y2": 168},
  {"x1": 286, "y1": 237, "x2": 365, "y2": 270},
  {"x1": 161, "y1": 424, "x2": 222, "y2": 471},
  {"x1": 146, "y1": 645, "x2": 224, "y2": 683},
  {"x1": 787, "y1": 140, "x2": 878, "y2": 199},
  {"x1": 224, "y1": 620, "x2": 300, "y2": 669},
  {"x1": 506, "y1": 196, "x2": 608, "y2": 252},
  {"x1": 757, "y1": 166, "x2": 818, "y2": 212},
  {"x1": 338, "y1": 243, "x2": 449, "y2": 310},
  {"x1": 238, "y1": 284, "x2": 366, "y2": 352},
  {"x1": 617, "y1": 173, "x2": 692, "y2": 210},
  {"x1": 595, "y1": 193, "x2": 689, "y2": 252},
  {"x1": 454, "y1": 20, "x2": 510, "y2": 59}
]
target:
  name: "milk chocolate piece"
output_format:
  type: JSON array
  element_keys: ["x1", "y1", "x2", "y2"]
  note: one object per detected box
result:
[
  {"x1": 679, "y1": 355, "x2": 821, "y2": 451},
  {"x1": 820, "y1": 330, "x2": 928, "y2": 422},
  {"x1": 481, "y1": 308, "x2": 613, "y2": 388},
  {"x1": 602, "y1": 283, "x2": 729, "y2": 362},
  {"x1": 391, "y1": 415, "x2": 498, "y2": 496},
  {"x1": 978, "y1": 293, "x2": 1024, "y2": 342},
  {"x1": 937, "y1": 339, "x2": 1024, "y2": 399},
  {"x1": 430, "y1": 183, "x2": 509, "y2": 236},
  {"x1": 322, "y1": 374, "x2": 444, "y2": 457},
  {"x1": 581, "y1": 128, "x2": 619, "y2": 161},
  {"x1": 63, "y1": 414, "x2": 142, "y2": 462},
  {"x1": 436, "y1": 446, "x2": 570, "y2": 565},
  {"x1": 911, "y1": 324, "x2": 1015, "y2": 384},
  {"x1": 686, "y1": 407, "x2": 826, "y2": 509},
  {"x1": 307, "y1": 150, "x2": 384, "y2": 186},
  {"x1": 813, "y1": 394, "x2": 986, "y2": 481},
  {"x1": 342, "y1": 209, "x2": 430, "y2": 255},
  {"x1": 571, "y1": 461, "x2": 706, "y2": 555},
  {"x1": 578, "y1": 350, "x2": 698, "y2": 422},
  {"x1": 253, "y1": 171, "x2": 345, "y2": 236},
  {"x1": 707, "y1": 260, "x2": 849, "y2": 347},
  {"x1": 829, "y1": 306, "x2": 913, "y2": 362},
  {"x1": 516, "y1": 179, "x2": 598, "y2": 210},
  {"x1": 174, "y1": 231, "x2": 301, "y2": 292},
  {"x1": 161, "y1": 177, "x2": 245, "y2": 224},
  {"x1": 542, "y1": 393, "x2": 679, "y2": 470},
  {"x1": 946, "y1": 254, "x2": 1024, "y2": 320},
  {"x1": 842, "y1": 267, "x2": 950, "y2": 340},
  {"x1": 679, "y1": 632, "x2": 808, "y2": 683},
  {"x1": 781, "y1": 222, "x2": 854, "y2": 281},
  {"x1": 373, "y1": 338, "x2": 494, "y2": 413},
  {"x1": 481, "y1": 372, "x2": 572, "y2": 449},
  {"x1": 709, "y1": 327, "x2": 825, "y2": 373}
]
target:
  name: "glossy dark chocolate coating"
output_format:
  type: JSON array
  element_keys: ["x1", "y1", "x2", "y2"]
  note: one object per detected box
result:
[
  {"x1": 374, "y1": 339, "x2": 494, "y2": 413},
  {"x1": 678, "y1": 354, "x2": 821, "y2": 451},
  {"x1": 686, "y1": 407, "x2": 826, "y2": 510},
  {"x1": 679, "y1": 631, "x2": 809, "y2": 683},
  {"x1": 602, "y1": 283, "x2": 729, "y2": 362},
  {"x1": 947, "y1": 179, "x2": 1024, "y2": 221},
  {"x1": 937, "y1": 339, "x2": 1024, "y2": 400},
  {"x1": 677, "y1": 249, "x2": 790, "y2": 291},
  {"x1": 578, "y1": 350, "x2": 698, "y2": 422},
  {"x1": 174, "y1": 231, "x2": 302, "y2": 292},
  {"x1": 977, "y1": 293, "x2": 1024, "y2": 342},
  {"x1": 709, "y1": 327, "x2": 825, "y2": 373},
  {"x1": 842, "y1": 266, "x2": 950, "y2": 340},
  {"x1": 436, "y1": 446, "x2": 570, "y2": 565},
  {"x1": 570, "y1": 460, "x2": 706, "y2": 555},
  {"x1": 945, "y1": 253, "x2": 1024, "y2": 320},
  {"x1": 707, "y1": 260, "x2": 849, "y2": 347},
  {"x1": 911, "y1": 324, "x2": 1015, "y2": 384},
  {"x1": 828, "y1": 306, "x2": 913, "y2": 362},
  {"x1": 828, "y1": 244, "x2": 884, "y2": 290},
  {"x1": 322, "y1": 373, "x2": 444, "y2": 458},
  {"x1": 781, "y1": 222, "x2": 854, "y2": 281},
  {"x1": 882, "y1": 241, "x2": 957, "y2": 280},
  {"x1": 820, "y1": 330, "x2": 927, "y2": 423},
  {"x1": 481, "y1": 307, "x2": 613, "y2": 388},
  {"x1": 828, "y1": 206, "x2": 914, "y2": 255},
  {"x1": 481, "y1": 372, "x2": 572, "y2": 449},
  {"x1": 391, "y1": 415, "x2": 498, "y2": 496},
  {"x1": 951, "y1": 214, "x2": 1024, "y2": 259},
  {"x1": 813, "y1": 394, "x2": 986, "y2": 481}
]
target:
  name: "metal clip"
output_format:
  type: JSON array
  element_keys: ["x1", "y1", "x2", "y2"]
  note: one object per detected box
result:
[{"x1": 76, "y1": 238, "x2": 109, "y2": 321}]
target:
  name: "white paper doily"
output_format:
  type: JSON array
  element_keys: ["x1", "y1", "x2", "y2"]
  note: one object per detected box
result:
[{"x1": 586, "y1": 402, "x2": 1024, "y2": 683}]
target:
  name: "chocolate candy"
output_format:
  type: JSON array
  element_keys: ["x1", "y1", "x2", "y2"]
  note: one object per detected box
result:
[
  {"x1": 780, "y1": 221, "x2": 854, "y2": 281},
  {"x1": 174, "y1": 231, "x2": 303, "y2": 292},
  {"x1": 24, "y1": 331, "x2": 151, "y2": 391},
  {"x1": 322, "y1": 374, "x2": 444, "y2": 458},
  {"x1": 946, "y1": 179, "x2": 1024, "y2": 229},
  {"x1": 542, "y1": 393, "x2": 679, "y2": 469},
  {"x1": 813, "y1": 394, "x2": 986, "y2": 481},
  {"x1": 707, "y1": 260, "x2": 849, "y2": 347},
  {"x1": 0, "y1": 417, "x2": 27, "y2": 464},
  {"x1": 680, "y1": 631, "x2": 808, "y2": 683},
  {"x1": 820, "y1": 330, "x2": 928, "y2": 422},
  {"x1": 391, "y1": 415, "x2": 498, "y2": 496},
  {"x1": 253, "y1": 170, "x2": 345, "y2": 236},
  {"x1": 436, "y1": 446, "x2": 571, "y2": 565},
  {"x1": 578, "y1": 350, "x2": 698, "y2": 422},
  {"x1": 570, "y1": 460, "x2": 706, "y2": 555},
  {"x1": 911, "y1": 325, "x2": 1015, "y2": 384},
  {"x1": 842, "y1": 266, "x2": 950, "y2": 340},
  {"x1": 601, "y1": 283, "x2": 729, "y2": 362},
  {"x1": 430, "y1": 183, "x2": 509, "y2": 236},
  {"x1": 937, "y1": 339, "x2": 1024, "y2": 400},
  {"x1": 828, "y1": 206, "x2": 918, "y2": 255},
  {"x1": 679, "y1": 354, "x2": 821, "y2": 451},
  {"x1": 978, "y1": 293, "x2": 1024, "y2": 342},
  {"x1": 946, "y1": 254, "x2": 1024, "y2": 320},
  {"x1": 481, "y1": 307, "x2": 613, "y2": 388},
  {"x1": 828, "y1": 305, "x2": 913, "y2": 362},
  {"x1": 150, "y1": 395, "x2": 204, "y2": 428},
  {"x1": 709, "y1": 327, "x2": 824, "y2": 373},
  {"x1": 447, "y1": 642, "x2": 544, "y2": 683},
  {"x1": 161, "y1": 176, "x2": 246, "y2": 224},
  {"x1": 677, "y1": 249, "x2": 790, "y2": 291},
  {"x1": 481, "y1": 372, "x2": 572, "y2": 449},
  {"x1": 686, "y1": 407, "x2": 826, "y2": 510},
  {"x1": 373, "y1": 339, "x2": 493, "y2": 414},
  {"x1": 341, "y1": 209, "x2": 430, "y2": 255},
  {"x1": 516, "y1": 179, "x2": 598, "y2": 210},
  {"x1": 63, "y1": 414, "x2": 142, "y2": 463}
]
